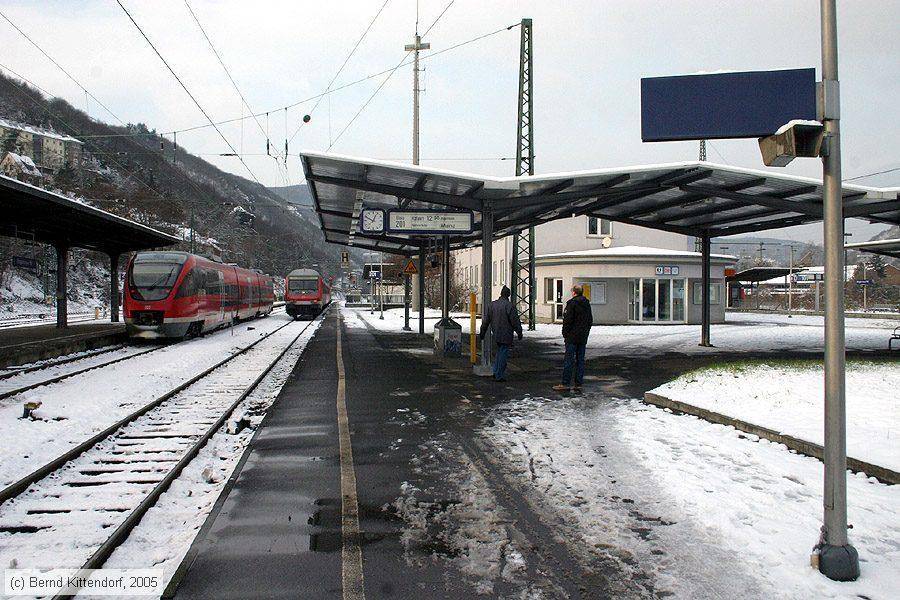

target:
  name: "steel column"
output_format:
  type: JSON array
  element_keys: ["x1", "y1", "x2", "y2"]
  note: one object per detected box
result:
[
  {"x1": 511, "y1": 17, "x2": 536, "y2": 330},
  {"x1": 700, "y1": 235, "x2": 711, "y2": 346},
  {"x1": 817, "y1": 0, "x2": 858, "y2": 580},
  {"x1": 109, "y1": 252, "x2": 120, "y2": 323},
  {"x1": 480, "y1": 208, "x2": 494, "y2": 370},
  {"x1": 441, "y1": 236, "x2": 450, "y2": 319},
  {"x1": 418, "y1": 250, "x2": 426, "y2": 334},
  {"x1": 55, "y1": 243, "x2": 68, "y2": 328}
]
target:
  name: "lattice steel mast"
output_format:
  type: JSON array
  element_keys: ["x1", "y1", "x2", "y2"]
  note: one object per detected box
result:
[{"x1": 511, "y1": 18, "x2": 535, "y2": 330}]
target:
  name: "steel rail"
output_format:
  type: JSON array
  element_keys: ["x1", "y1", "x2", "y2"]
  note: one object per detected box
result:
[
  {"x1": 0, "y1": 344, "x2": 125, "y2": 381},
  {"x1": 0, "y1": 316, "x2": 295, "y2": 505},
  {"x1": 0, "y1": 345, "x2": 164, "y2": 401},
  {"x1": 52, "y1": 313, "x2": 320, "y2": 599}
]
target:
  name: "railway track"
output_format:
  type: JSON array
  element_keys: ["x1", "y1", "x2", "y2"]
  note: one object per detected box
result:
[
  {"x1": 0, "y1": 311, "x2": 320, "y2": 598},
  {"x1": 0, "y1": 312, "x2": 96, "y2": 330},
  {"x1": 0, "y1": 307, "x2": 288, "y2": 402},
  {"x1": 0, "y1": 344, "x2": 166, "y2": 402}
]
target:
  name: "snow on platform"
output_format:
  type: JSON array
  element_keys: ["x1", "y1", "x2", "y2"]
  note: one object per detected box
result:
[
  {"x1": 482, "y1": 395, "x2": 899, "y2": 599},
  {"x1": 650, "y1": 359, "x2": 899, "y2": 471}
]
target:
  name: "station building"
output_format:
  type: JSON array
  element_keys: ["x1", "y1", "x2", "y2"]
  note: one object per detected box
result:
[{"x1": 453, "y1": 216, "x2": 736, "y2": 324}]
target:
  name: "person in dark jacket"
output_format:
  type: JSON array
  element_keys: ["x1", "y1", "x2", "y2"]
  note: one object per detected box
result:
[
  {"x1": 479, "y1": 285, "x2": 523, "y2": 381},
  {"x1": 554, "y1": 285, "x2": 593, "y2": 392}
]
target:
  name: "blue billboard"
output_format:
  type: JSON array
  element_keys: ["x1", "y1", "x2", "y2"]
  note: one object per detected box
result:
[{"x1": 641, "y1": 68, "x2": 817, "y2": 142}]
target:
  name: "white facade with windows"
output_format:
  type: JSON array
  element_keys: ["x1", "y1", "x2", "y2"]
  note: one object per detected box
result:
[{"x1": 453, "y1": 215, "x2": 734, "y2": 325}]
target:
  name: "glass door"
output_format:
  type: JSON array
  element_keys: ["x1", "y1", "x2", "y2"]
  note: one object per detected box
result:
[
  {"x1": 629, "y1": 279, "x2": 640, "y2": 321},
  {"x1": 672, "y1": 279, "x2": 685, "y2": 322},
  {"x1": 658, "y1": 278, "x2": 671, "y2": 321},
  {"x1": 641, "y1": 279, "x2": 656, "y2": 321},
  {"x1": 553, "y1": 278, "x2": 564, "y2": 322}
]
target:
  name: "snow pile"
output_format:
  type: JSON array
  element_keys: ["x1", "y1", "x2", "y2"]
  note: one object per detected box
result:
[{"x1": 650, "y1": 359, "x2": 900, "y2": 470}]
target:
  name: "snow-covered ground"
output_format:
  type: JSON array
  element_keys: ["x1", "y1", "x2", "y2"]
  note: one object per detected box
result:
[
  {"x1": 0, "y1": 311, "x2": 292, "y2": 488},
  {"x1": 482, "y1": 395, "x2": 900, "y2": 599},
  {"x1": 528, "y1": 311, "x2": 897, "y2": 357},
  {"x1": 346, "y1": 305, "x2": 894, "y2": 357},
  {"x1": 650, "y1": 359, "x2": 899, "y2": 471}
]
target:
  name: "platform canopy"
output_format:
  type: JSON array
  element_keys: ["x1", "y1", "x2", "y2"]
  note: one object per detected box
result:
[
  {"x1": 726, "y1": 266, "x2": 794, "y2": 283},
  {"x1": 300, "y1": 151, "x2": 900, "y2": 256},
  {"x1": 0, "y1": 174, "x2": 179, "y2": 254},
  {"x1": 845, "y1": 238, "x2": 900, "y2": 260}
]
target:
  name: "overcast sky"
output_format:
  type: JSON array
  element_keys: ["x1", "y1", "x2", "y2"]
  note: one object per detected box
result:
[{"x1": 2, "y1": 0, "x2": 897, "y2": 242}]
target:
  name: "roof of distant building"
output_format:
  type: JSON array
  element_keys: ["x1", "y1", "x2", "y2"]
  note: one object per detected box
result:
[
  {"x1": 537, "y1": 245, "x2": 736, "y2": 261},
  {"x1": 0, "y1": 117, "x2": 83, "y2": 144}
]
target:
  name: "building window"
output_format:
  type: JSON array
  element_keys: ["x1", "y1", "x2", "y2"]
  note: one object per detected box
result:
[
  {"x1": 493, "y1": 261, "x2": 498, "y2": 285},
  {"x1": 692, "y1": 282, "x2": 721, "y2": 305},
  {"x1": 499, "y1": 260, "x2": 505, "y2": 285},
  {"x1": 544, "y1": 278, "x2": 554, "y2": 303},
  {"x1": 587, "y1": 217, "x2": 612, "y2": 237}
]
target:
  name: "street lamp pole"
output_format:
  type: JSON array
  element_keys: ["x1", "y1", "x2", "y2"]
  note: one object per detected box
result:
[{"x1": 816, "y1": 0, "x2": 858, "y2": 581}]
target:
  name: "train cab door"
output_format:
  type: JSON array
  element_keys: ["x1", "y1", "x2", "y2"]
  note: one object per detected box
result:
[{"x1": 215, "y1": 270, "x2": 226, "y2": 324}]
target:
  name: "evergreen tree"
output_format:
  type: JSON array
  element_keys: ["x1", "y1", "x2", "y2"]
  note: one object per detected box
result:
[
  {"x1": 2, "y1": 129, "x2": 20, "y2": 154},
  {"x1": 868, "y1": 254, "x2": 887, "y2": 278}
]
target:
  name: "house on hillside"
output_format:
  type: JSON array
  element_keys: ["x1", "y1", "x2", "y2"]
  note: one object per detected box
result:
[
  {"x1": 1, "y1": 151, "x2": 42, "y2": 183},
  {"x1": 0, "y1": 118, "x2": 83, "y2": 173},
  {"x1": 454, "y1": 216, "x2": 737, "y2": 325}
]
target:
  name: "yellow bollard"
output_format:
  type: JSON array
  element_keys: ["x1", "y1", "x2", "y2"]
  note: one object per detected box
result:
[
  {"x1": 94, "y1": 307, "x2": 100, "y2": 320},
  {"x1": 469, "y1": 292, "x2": 477, "y2": 364}
]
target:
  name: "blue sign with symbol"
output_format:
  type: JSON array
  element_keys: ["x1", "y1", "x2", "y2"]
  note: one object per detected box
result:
[{"x1": 641, "y1": 68, "x2": 817, "y2": 142}]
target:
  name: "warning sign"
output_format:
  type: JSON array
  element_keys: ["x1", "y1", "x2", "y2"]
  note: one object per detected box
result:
[{"x1": 402, "y1": 259, "x2": 418, "y2": 276}]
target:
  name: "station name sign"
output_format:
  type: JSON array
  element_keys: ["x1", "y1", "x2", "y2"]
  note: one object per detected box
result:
[{"x1": 387, "y1": 209, "x2": 474, "y2": 235}]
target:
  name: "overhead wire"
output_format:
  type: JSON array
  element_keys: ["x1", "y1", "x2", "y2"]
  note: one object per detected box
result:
[
  {"x1": 843, "y1": 166, "x2": 900, "y2": 182},
  {"x1": 286, "y1": 0, "x2": 391, "y2": 145},
  {"x1": 0, "y1": 8, "x2": 126, "y2": 127},
  {"x1": 327, "y1": 0, "x2": 458, "y2": 150},
  {"x1": 115, "y1": 0, "x2": 262, "y2": 185},
  {"x1": 0, "y1": 4, "x2": 249, "y2": 216},
  {"x1": 76, "y1": 21, "x2": 521, "y2": 142},
  {"x1": 182, "y1": 0, "x2": 288, "y2": 184}
]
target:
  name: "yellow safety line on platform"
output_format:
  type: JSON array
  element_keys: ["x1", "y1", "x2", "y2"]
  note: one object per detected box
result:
[{"x1": 336, "y1": 312, "x2": 366, "y2": 600}]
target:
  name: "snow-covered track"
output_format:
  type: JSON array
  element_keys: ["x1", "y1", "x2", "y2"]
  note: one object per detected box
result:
[
  {"x1": 0, "y1": 344, "x2": 125, "y2": 381},
  {"x1": 0, "y1": 312, "x2": 95, "y2": 330},
  {"x1": 0, "y1": 344, "x2": 165, "y2": 402},
  {"x1": 0, "y1": 314, "x2": 319, "y2": 597}
]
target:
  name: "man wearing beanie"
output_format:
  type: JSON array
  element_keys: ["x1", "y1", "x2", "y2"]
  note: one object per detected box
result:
[{"x1": 478, "y1": 285, "x2": 523, "y2": 382}]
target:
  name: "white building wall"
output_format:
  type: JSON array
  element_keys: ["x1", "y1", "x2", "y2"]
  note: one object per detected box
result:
[{"x1": 452, "y1": 218, "x2": 695, "y2": 303}]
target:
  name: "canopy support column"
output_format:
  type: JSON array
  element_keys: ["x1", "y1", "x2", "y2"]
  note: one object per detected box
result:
[
  {"x1": 55, "y1": 243, "x2": 68, "y2": 328},
  {"x1": 109, "y1": 251, "x2": 120, "y2": 323},
  {"x1": 476, "y1": 207, "x2": 494, "y2": 374},
  {"x1": 418, "y1": 249, "x2": 426, "y2": 334},
  {"x1": 441, "y1": 237, "x2": 450, "y2": 319},
  {"x1": 700, "y1": 235, "x2": 711, "y2": 347}
]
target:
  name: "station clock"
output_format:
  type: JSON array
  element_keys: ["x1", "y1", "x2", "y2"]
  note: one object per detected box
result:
[{"x1": 360, "y1": 208, "x2": 385, "y2": 233}]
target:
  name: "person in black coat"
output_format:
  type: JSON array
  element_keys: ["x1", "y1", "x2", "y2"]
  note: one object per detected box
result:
[
  {"x1": 553, "y1": 285, "x2": 593, "y2": 392},
  {"x1": 479, "y1": 285, "x2": 523, "y2": 381}
]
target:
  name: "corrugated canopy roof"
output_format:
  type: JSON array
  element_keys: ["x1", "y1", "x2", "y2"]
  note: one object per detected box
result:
[
  {"x1": 300, "y1": 151, "x2": 900, "y2": 256},
  {"x1": 0, "y1": 175, "x2": 180, "y2": 254},
  {"x1": 845, "y1": 238, "x2": 900, "y2": 260}
]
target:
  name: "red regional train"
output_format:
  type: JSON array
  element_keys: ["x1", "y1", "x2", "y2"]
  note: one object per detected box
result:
[
  {"x1": 124, "y1": 251, "x2": 274, "y2": 339},
  {"x1": 284, "y1": 268, "x2": 331, "y2": 319}
]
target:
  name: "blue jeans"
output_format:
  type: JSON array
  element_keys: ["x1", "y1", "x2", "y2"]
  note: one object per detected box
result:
[
  {"x1": 562, "y1": 342, "x2": 586, "y2": 386},
  {"x1": 493, "y1": 343, "x2": 510, "y2": 380}
]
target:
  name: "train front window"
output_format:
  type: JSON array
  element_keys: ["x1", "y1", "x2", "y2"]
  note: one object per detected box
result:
[
  {"x1": 130, "y1": 263, "x2": 183, "y2": 301},
  {"x1": 289, "y1": 278, "x2": 318, "y2": 293}
]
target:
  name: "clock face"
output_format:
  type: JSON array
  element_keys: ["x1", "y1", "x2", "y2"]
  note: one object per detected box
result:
[{"x1": 361, "y1": 209, "x2": 384, "y2": 232}]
